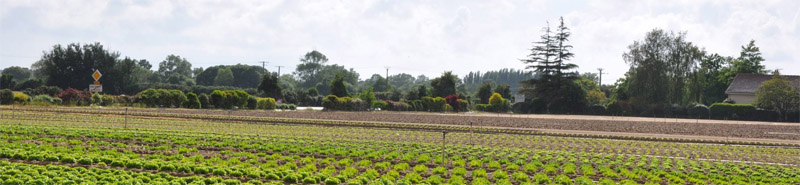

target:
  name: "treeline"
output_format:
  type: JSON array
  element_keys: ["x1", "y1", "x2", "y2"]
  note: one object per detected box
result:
[{"x1": 2, "y1": 17, "x2": 797, "y2": 122}]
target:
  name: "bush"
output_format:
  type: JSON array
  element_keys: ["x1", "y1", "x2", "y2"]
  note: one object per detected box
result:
[
  {"x1": 384, "y1": 100, "x2": 411, "y2": 111},
  {"x1": 209, "y1": 90, "x2": 250, "y2": 109},
  {"x1": 751, "y1": 109, "x2": 779, "y2": 122},
  {"x1": 12, "y1": 92, "x2": 29, "y2": 104},
  {"x1": 606, "y1": 100, "x2": 632, "y2": 116},
  {"x1": 198, "y1": 93, "x2": 211, "y2": 109},
  {"x1": 587, "y1": 104, "x2": 608, "y2": 115},
  {"x1": 136, "y1": 89, "x2": 187, "y2": 108},
  {"x1": 0, "y1": 89, "x2": 13, "y2": 105},
  {"x1": 445, "y1": 94, "x2": 460, "y2": 111},
  {"x1": 372, "y1": 100, "x2": 388, "y2": 110},
  {"x1": 709, "y1": 103, "x2": 756, "y2": 120},
  {"x1": 488, "y1": 93, "x2": 510, "y2": 113},
  {"x1": 22, "y1": 86, "x2": 62, "y2": 96},
  {"x1": 246, "y1": 96, "x2": 258, "y2": 109},
  {"x1": 256, "y1": 98, "x2": 277, "y2": 110},
  {"x1": 31, "y1": 95, "x2": 62, "y2": 105},
  {"x1": 322, "y1": 95, "x2": 368, "y2": 111},
  {"x1": 185, "y1": 92, "x2": 201, "y2": 109},
  {"x1": 688, "y1": 104, "x2": 709, "y2": 119},
  {"x1": 277, "y1": 103, "x2": 296, "y2": 110}
]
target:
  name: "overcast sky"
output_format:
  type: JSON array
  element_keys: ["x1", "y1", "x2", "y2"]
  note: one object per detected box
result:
[{"x1": 1, "y1": 0, "x2": 798, "y2": 84}]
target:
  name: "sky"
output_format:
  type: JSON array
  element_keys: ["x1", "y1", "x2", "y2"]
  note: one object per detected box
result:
[{"x1": 1, "y1": 0, "x2": 798, "y2": 85}]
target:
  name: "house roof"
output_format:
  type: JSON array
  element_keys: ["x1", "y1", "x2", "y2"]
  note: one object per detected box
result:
[{"x1": 725, "y1": 73, "x2": 800, "y2": 95}]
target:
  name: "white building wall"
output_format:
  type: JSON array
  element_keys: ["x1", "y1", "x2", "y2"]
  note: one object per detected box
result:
[{"x1": 727, "y1": 94, "x2": 755, "y2": 105}]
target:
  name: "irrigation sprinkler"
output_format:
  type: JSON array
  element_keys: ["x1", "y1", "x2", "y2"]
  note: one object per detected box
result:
[
  {"x1": 124, "y1": 108, "x2": 128, "y2": 129},
  {"x1": 441, "y1": 131, "x2": 448, "y2": 164}
]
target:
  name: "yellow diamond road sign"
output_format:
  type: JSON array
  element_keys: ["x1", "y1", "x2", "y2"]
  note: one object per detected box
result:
[{"x1": 92, "y1": 70, "x2": 102, "y2": 81}]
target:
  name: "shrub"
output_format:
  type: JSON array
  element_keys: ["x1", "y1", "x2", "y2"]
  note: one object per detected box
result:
[
  {"x1": 137, "y1": 89, "x2": 187, "y2": 108},
  {"x1": 384, "y1": 100, "x2": 411, "y2": 111},
  {"x1": 28, "y1": 93, "x2": 57, "y2": 105},
  {"x1": 688, "y1": 104, "x2": 709, "y2": 119},
  {"x1": 277, "y1": 103, "x2": 296, "y2": 110},
  {"x1": 12, "y1": 92, "x2": 29, "y2": 104},
  {"x1": 22, "y1": 86, "x2": 62, "y2": 96},
  {"x1": 606, "y1": 100, "x2": 632, "y2": 116},
  {"x1": 256, "y1": 98, "x2": 277, "y2": 110},
  {"x1": 0, "y1": 89, "x2": 13, "y2": 105},
  {"x1": 444, "y1": 94, "x2": 460, "y2": 111},
  {"x1": 55, "y1": 88, "x2": 91, "y2": 105},
  {"x1": 751, "y1": 109, "x2": 779, "y2": 122},
  {"x1": 587, "y1": 104, "x2": 608, "y2": 115},
  {"x1": 185, "y1": 92, "x2": 201, "y2": 109},
  {"x1": 198, "y1": 93, "x2": 211, "y2": 109},
  {"x1": 372, "y1": 100, "x2": 388, "y2": 110},
  {"x1": 209, "y1": 90, "x2": 250, "y2": 109},
  {"x1": 709, "y1": 103, "x2": 756, "y2": 120},
  {"x1": 246, "y1": 95, "x2": 258, "y2": 109}
]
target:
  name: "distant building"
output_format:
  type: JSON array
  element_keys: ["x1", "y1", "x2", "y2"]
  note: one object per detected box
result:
[{"x1": 725, "y1": 73, "x2": 800, "y2": 104}]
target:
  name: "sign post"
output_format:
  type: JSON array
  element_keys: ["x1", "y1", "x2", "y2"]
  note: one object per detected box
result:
[{"x1": 90, "y1": 70, "x2": 102, "y2": 93}]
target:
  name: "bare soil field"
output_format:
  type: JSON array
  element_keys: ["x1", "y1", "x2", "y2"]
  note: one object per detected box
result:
[{"x1": 39, "y1": 106, "x2": 798, "y2": 141}]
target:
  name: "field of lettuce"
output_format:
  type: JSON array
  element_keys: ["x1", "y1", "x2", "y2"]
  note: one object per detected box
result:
[{"x1": 0, "y1": 107, "x2": 799, "y2": 184}]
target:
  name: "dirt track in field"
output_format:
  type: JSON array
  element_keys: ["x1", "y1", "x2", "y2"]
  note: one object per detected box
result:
[{"x1": 5, "y1": 106, "x2": 800, "y2": 142}]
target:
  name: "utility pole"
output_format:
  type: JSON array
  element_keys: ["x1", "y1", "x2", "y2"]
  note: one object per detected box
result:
[
  {"x1": 384, "y1": 66, "x2": 391, "y2": 79},
  {"x1": 258, "y1": 61, "x2": 269, "y2": 70},
  {"x1": 385, "y1": 66, "x2": 391, "y2": 87},
  {"x1": 597, "y1": 68, "x2": 607, "y2": 85},
  {"x1": 275, "y1": 66, "x2": 284, "y2": 76}
]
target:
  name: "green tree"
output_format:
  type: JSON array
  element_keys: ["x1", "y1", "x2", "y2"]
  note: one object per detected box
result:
[
  {"x1": 736, "y1": 40, "x2": 767, "y2": 74},
  {"x1": 258, "y1": 72, "x2": 282, "y2": 99},
  {"x1": 754, "y1": 71, "x2": 800, "y2": 121},
  {"x1": 372, "y1": 76, "x2": 390, "y2": 92},
  {"x1": 330, "y1": 74, "x2": 348, "y2": 97},
  {"x1": 32, "y1": 43, "x2": 127, "y2": 94},
  {"x1": 185, "y1": 92, "x2": 201, "y2": 109},
  {"x1": 521, "y1": 17, "x2": 581, "y2": 113},
  {"x1": 214, "y1": 67, "x2": 234, "y2": 86},
  {"x1": 417, "y1": 85, "x2": 428, "y2": 99},
  {"x1": 158, "y1": 54, "x2": 193, "y2": 84},
  {"x1": 476, "y1": 83, "x2": 493, "y2": 104},
  {"x1": 494, "y1": 84, "x2": 512, "y2": 101},
  {"x1": 0, "y1": 74, "x2": 14, "y2": 89},
  {"x1": 431, "y1": 71, "x2": 458, "y2": 97},
  {"x1": 623, "y1": 29, "x2": 703, "y2": 106},
  {"x1": 296, "y1": 50, "x2": 329, "y2": 87},
  {"x1": 719, "y1": 40, "x2": 769, "y2": 86},
  {"x1": 1, "y1": 66, "x2": 31, "y2": 82}
]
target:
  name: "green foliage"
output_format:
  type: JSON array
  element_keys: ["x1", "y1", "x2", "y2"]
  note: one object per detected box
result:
[
  {"x1": 688, "y1": 104, "x2": 710, "y2": 118},
  {"x1": 11, "y1": 92, "x2": 29, "y2": 104},
  {"x1": 494, "y1": 84, "x2": 512, "y2": 101},
  {"x1": 214, "y1": 67, "x2": 235, "y2": 86},
  {"x1": 209, "y1": 90, "x2": 250, "y2": 109},
  {"x1": 258, "y1": 72, "x2": 282, "y2": 99},
  {"x1": 754, "y1": 72, "x2": 800, "y2": 121},
  {"x1": 430, "y1": 71, "x2": 458, "y2": 97},
  {"x1": 257, "y1": 98, "x2": 277, "y2": 110},
  {"x1": 1, "y1": 66, "x2": 31, "y2": 82},
  {"x1": 709, "y1": 103, "x2": 756, "y2": 120},
  {"x1": 330, "y1": 74, "x2": 348, "y2": 97},
  {"x1": 31, "y1": 95, "x2": 62, "y2": 105},
  {"x1": 322, "y1": 95, "x2": 369, "y2": 111},
  {"x1": 476, "y1": 83, "x2": 493, "y2": 104},
  {"x1": 137, "y1": 89, "x2": 187, "y2": 108},
  {"x1": 185, "y1": 92, "x2": 201, "y2": 109}
]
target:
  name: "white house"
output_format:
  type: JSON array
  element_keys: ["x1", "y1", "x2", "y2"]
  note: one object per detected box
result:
[{"x1": 725, "y1": 73, "x2": 800, "y2": 104}]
